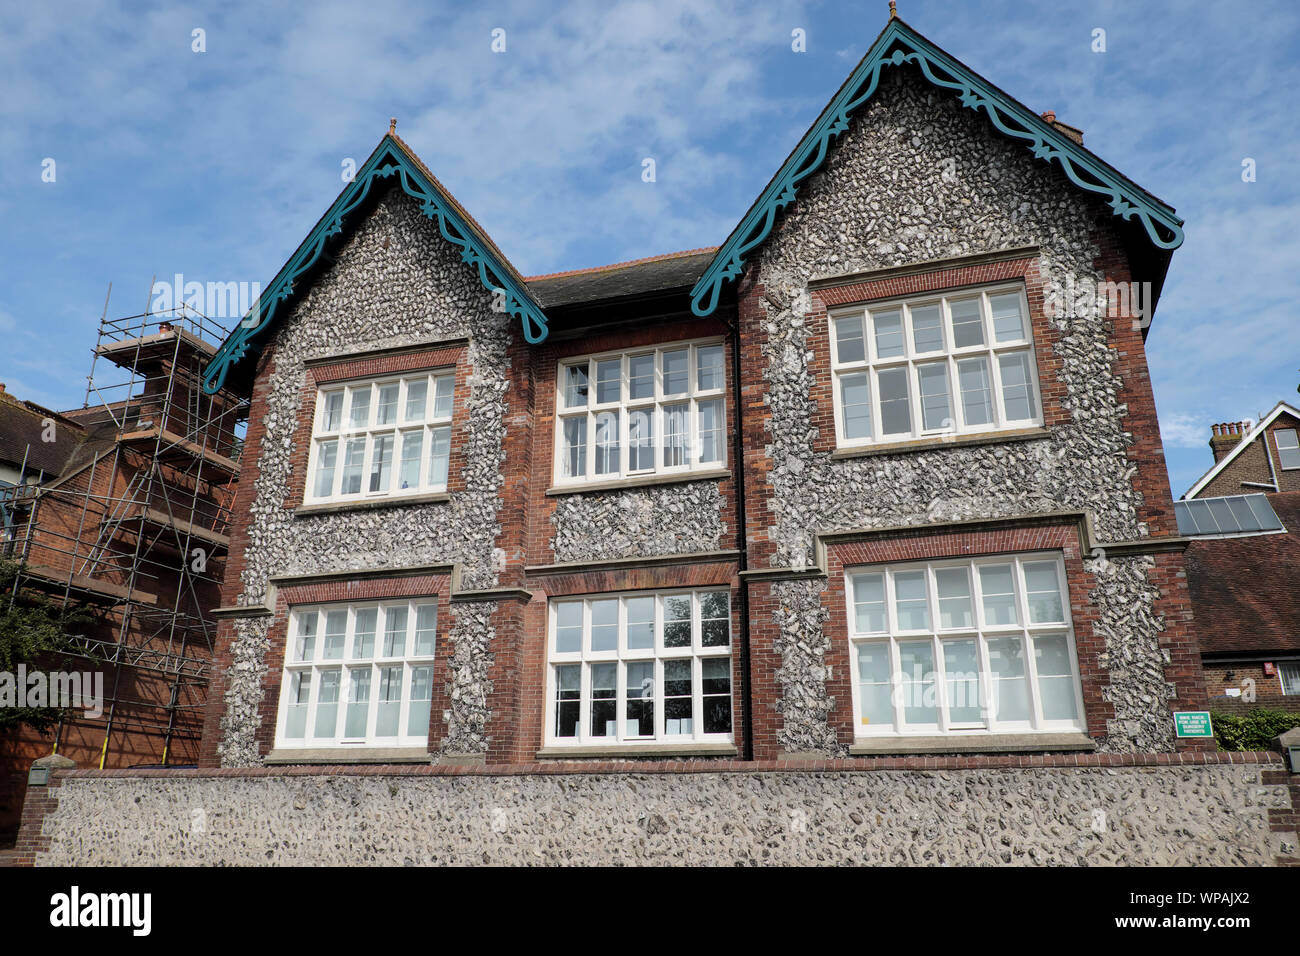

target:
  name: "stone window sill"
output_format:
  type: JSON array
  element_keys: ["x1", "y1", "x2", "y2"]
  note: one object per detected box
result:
[
  {"x1": 830, "y1": 427, "x2": 1050, "y2": 461},
  {"x1": 293, "y1": 492, "x2": 451, "y2": 517},
  {"x1": 536, "y1": 743, "x2": 738, "y2": 759},
  {"x1": 546, "y1": 468, "x2": 731, "y2": 496},
  {"x1": 263, "y1": 747, "x2": 432, "y2": 765},
  {"x1": 848, "y1": 733, "x2": 1096, "y2": 755}
]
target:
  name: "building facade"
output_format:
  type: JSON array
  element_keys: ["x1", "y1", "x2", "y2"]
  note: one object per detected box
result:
[
  {"x1": 1180, "y1": 402, "x2": 1300, "y2": 713},
  {"x1": 196, "y1": 17, "x2": 1210, "y2": 770}
]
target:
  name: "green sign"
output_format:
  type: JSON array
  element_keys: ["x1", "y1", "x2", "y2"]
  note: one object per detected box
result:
[{"x1": 1174, "y1": 711, "x2": 1214, "y2": 738}]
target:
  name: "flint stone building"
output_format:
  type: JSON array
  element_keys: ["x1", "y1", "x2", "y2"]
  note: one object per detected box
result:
[{"x1": 196, "y1": 16, "x2": 1210, "y2": 770}]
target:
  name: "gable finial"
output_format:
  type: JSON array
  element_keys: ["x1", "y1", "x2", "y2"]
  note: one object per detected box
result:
[
  {"x1": 889, "y1": 1, "x2": 897, "y2": 18},
  {"x1": 389, "y1": 117, "x2": 397, "y2": 135}
]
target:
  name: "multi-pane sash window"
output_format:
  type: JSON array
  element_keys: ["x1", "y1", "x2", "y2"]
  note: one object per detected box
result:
[
  {"x1": 1276, "y1": 428, "x2": 1300, "y2": 469},
  {"x1": 547, "y1": 589, "x2": 733, "y2": 746},
  {"x1": 555, "y1": 341, "x2": 726, "y2": 485},
  {"x1": 276, "y1": 601, "x2": 437, "y2": 748},
  {"x1": 306, "y1": 372, "x2": 454, "y2": 504},
  {"x1": 847, "y1": 554, "x2": 1084, "y2": 737},
  {"x1": 831, "y1": 285, "x2": 1041, "y2": 447}
]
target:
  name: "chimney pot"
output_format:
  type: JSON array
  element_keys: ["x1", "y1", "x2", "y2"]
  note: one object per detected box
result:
[{"x1": 1042, "y1": 110, "x2": 1056, "y2": 123}]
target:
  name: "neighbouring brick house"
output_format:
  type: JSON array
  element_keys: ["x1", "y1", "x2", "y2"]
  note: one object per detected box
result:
[
  {"x1": 1180, "y1": 402, "x2": 1300, "y2": 714},
  {"x1": 195, "y1": 14, "x2": 1211, "y2": 771},
  {"x1": 0, "y1": 314, "x2": 240, "y2": 842}
]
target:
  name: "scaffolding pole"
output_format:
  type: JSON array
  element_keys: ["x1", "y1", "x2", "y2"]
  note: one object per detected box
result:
[{"x1": 2, "y1": 302, "x2": 248, "y2": 768}]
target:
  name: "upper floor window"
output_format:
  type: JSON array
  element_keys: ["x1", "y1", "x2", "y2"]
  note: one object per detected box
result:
[
  {"x1": 546, "y1": 589, "x2": 733, "y2": 747},
  {"x1": 306, "y1": 372, "x2": 454, "y2": 504},
  {"x1": 830, "y1": 285, "x2": 1041, "y2": 448},
  {"x1": 554, "y1": 341, "x2": 726, "y2": 486},
  {"x1": 846, "y1": 553, "x2": 1084, "y2": 737},
  {"x1": 1276, "y1": 428, "x2": 1300, "y2": 470},
  {"x1": 276, "y1": 600, "x2": 437, "y2": 749}
]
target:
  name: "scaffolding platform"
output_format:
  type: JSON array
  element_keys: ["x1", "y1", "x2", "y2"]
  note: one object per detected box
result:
[{"x1": 3, "y1": 302, "x2": 248, "y2": 768}]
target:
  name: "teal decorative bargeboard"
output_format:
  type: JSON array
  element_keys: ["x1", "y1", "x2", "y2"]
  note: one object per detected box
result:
[
  {"x1": 202, "y1": 137, "x2": 549, "y2": 394},
  {"x1": 688, "y1": 18, "x2": 1184, "y2": 318}
]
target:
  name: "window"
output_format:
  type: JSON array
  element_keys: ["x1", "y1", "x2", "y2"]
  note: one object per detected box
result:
[
  {"x1": 1276, "y1": 428, "x2": 1300, "y2": 470},
  {"x1": 546, "y1": 589, "x2": 733, "y2": 746},
  {"x1": 1280, "y1": 661, "x2": 1300, "y2": 696},
  {"x1": 830, "y1": 285, "x2": 1041, "y2": 447},
  {"x1": 846, "y1": 554, "x2": 1084, "y2": 737},
  {"x1": 555, "y1": 341, "x2": 726, "y2": 485},
  {"x1": 306, "y1": 372, "x2": 454, "y2": 504},
  {"x1": 276, "y1": 601, "x2": 437, "y2": 748}
]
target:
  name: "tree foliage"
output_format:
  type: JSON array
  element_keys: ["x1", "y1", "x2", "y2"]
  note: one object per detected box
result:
[{"x1": 0, "y1": 559, "x2": 99, "y2": 735}]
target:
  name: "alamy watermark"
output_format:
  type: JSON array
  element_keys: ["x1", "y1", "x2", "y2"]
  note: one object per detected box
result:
[
  {"x1": 1043, "y1": 276, "x2": 1153, "y2": 330},
  {"x1": 150, "y1": 272, "x2": 261, "y2": 322},
  {"x1": 0, "y1": 665, "x2": 104, "y2": 718}
]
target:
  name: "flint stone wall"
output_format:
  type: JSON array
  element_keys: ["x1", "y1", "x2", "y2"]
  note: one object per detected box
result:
[
  {"x1": 35, "y1": 765, "x2": 1291, "y2": 866},
  {"x1": 753, "y1": 68, "x2": 1175, "y2": 754},
  {"x1": 549, "y1": 480, "x2": 725, "y2": 564},
  {"x1": 217, "y1": 188, "x2": 507, "y2": 765}
]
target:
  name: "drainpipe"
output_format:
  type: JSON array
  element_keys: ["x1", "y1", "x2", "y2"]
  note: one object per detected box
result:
[{"x1": 728, "y1": 315, "x2": 754, "y2": 761}]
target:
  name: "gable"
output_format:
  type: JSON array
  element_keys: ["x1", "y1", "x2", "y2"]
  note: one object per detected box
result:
[
  {"x1": 689, "y1": 16, "x2": 1183, "y2": 318},
  {"x1": 1185, "y1": 403, "x2": 1300, "y2": 499},
  {"x1": 202, "y1": 133, "x2": 549, "y2": 395}
]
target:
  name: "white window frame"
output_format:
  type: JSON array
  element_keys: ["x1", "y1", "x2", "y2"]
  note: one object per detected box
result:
[
  {"x1": 829, "y1": 283, "x2": 1043, "y2": 448},
  {"x1": 845, "y1": 552, "x2": 1086, "y2": 738},
  {"x1": 1280, "y1": 660, "x2": 1300, "y2": 696},
  {"x1": 1275, "y1": 428, "x2": 1300, "y2": 470},
  {"x1": 544, "y1": 588, "x2": 734, "y2": 747},
  {"x1": 552, "y1": 339, "x2": 727, "y2": 487},
  {"x1": 274, "y1": 600, "x2": 438, "y2": 749},
  {"x1": 304, "y1": 370, "x2": 455, "y2": 505}
]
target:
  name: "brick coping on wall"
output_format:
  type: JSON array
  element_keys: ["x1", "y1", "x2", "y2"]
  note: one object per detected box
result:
[{"x1": 46, "y1": 751, "x2": 1285, "y2": 778}]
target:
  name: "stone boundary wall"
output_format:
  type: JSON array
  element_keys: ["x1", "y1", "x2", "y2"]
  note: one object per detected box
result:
[{"x1": 12, "y1": 754, "x2": 1298, "y2": 867}]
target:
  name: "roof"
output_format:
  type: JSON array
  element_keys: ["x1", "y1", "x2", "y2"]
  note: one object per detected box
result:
[
  {"x1": 1183, "y1": 401, "x2": 1300, "y2": 499},
  {"x1": 0, "y1": 390, "x2": 86, "y2": 478},
  {"x1": 689, "y1": 16, "x2": 1184, "y2": 318},
  {"x1": 201, "y1": 13, "x2": 1186, "y2": 393},
  {"x1": 1184, "y1": 491, "x2": 1300, "y2": 656},
  {"x1": 526, "y1": 249, "x2": 716, "y2": 309}
]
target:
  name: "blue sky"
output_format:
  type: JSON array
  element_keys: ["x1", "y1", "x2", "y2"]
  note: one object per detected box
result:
[{"x1": 2, "y1": 0, "x2": 1297, "y2": 497}]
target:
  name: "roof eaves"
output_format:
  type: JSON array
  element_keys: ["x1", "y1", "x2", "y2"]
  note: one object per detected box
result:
[
  {"x1": 201, "y1": 131, "x2": 551, "y2": 395},
  {"x1": 689, "y1": 16, "x2": 1184, "y2": 318}
]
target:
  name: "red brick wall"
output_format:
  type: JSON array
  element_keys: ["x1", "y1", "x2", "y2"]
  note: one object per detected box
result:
[{"x1": 1204, "y1": 660, "x2": 1300, "y2": 715}]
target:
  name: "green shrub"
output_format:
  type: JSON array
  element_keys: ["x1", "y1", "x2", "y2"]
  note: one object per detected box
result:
[
  {"x1": 1210, "y1": 708, "x2": 1300, "y2": 752},
  {"x1": 0, "y1": 559, "x2": 99, "y2": 735}
]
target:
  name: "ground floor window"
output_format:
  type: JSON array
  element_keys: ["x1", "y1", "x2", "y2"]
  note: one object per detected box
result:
[
  {"x1": 846, "y1": 553, "x2": 1085, "y2": 737},
  {"x1": 546, "y1": 589, "x2": 733, "y2": 746},
  {"x1": 276, "y1": 600, "x2": 437, "y2": 748}
]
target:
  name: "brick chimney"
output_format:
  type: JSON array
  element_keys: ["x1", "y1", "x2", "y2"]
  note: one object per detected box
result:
[
  {"x1": 1209, "y1": 421, "x2": 1249, "y2": 463},
  {"x1": 1041, "y1": 110, "x2": 1084, "y2": 146}
]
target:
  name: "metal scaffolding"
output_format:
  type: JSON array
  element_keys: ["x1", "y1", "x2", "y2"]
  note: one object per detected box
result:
[{"x1": 1, "y1": 303, "x2": 248, "y2": 767}]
